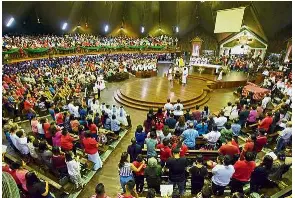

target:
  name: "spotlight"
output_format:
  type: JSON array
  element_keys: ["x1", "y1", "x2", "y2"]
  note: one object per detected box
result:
[
  {"x1": 6, "y1": 17, "x2": 14, "y2": 27},
  {"x1": 120, "y1": 25, "x2": 123, "y2": 30},
  {"x1": 62, "y1": 22, "x2": 68, "y2": 30},
  {"x1": 85, "y1": 23, "x2": 88, "y2": 28},
  {"x1": 176, "y1": 26, "x2": 179, "y2": 33},
  {"x1": 104, "y1": 24, "x2": 109, "y2": 32},
  {"x1": 141, "y1": 26, "x2": 145, "y2": 33},
  {"x1": 77, "y1": 24, "x2": 81, "y2": 28},
  {"x1": 37, "y1": 18, "x2": 40, "y2": 24}
]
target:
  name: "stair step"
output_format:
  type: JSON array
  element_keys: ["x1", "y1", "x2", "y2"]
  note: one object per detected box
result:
[
  {"x1": 114, "y1": 90, "x2": 211, "y2": 111},
  {"x1": 118, "y1": 89, "x2": 207, "y2": 106},
  {"x1": 116, "y1": 89, "x2": 209, "y2": 109}
]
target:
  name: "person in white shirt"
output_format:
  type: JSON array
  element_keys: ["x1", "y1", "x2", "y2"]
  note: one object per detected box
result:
[
  {"x1": 65, "y1": 152, "x2": 83, "y2": 189},
  {"x1": 182, "y1": 67, "x2": 188, "y2": 86},
  {"x1": 72, "y1": 104, "x2": 80, "y2": 118},
  {"x1": 223, "y1": 102, "x2": 233, "y2": 118},
  {"x1": 213, "y1": 112, "x2": 228, "y2": 130},
  {"x1": 261, "y1": 94, "x2": 271, "y2": 109},
  {"x1": 15, "y1": 130, "x2": 29, "y2": 155},
  {"x1": 9, "y1": 128, "x2": 19, "y2": 151},
  {"x1": 91, "y1": 99, "x2": 100, "y2": 114},
  {"x1": 37, "y1": 118, "x2": 45, "y2": 139},
  {"x1": 203, "y1": 125, "x2": 221, "y2": 148},
  {"x1": 275, "y1": 122, "x2": 292, "y2": 153},
  {"x1": 173, "y1": 106, "x2": 184, "y2": 117},
  {"x1": 27, "y1": 136, "x2": 38, "y2": 159},
  {"x1": 174, "y1": 99, "x2": 184, "y2": 111},
  {"x1": 100, "y1": 103, "x2": 106, "y2": 113},
  {"x1": 211, "y1": 155, "x2": 235, "y2": 196},
  {"x1": 68, "y1": 101, "x2": 75, "y2": 115},
  {"x1": 164, "y1": 99, "x2": 174, "y2": 111},
  {"x1": 117, "y1": 106, "x2": 128, "y2": 126},
  {"x1": 105, "y1": 105, "x2": 112, "y2": 117}
]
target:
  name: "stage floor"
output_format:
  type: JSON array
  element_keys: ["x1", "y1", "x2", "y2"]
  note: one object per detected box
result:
[{"x1": 120, "y1": 77, "x2": 205, "y2": 103}]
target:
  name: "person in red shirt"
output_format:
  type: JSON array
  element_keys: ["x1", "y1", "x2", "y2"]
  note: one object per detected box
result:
[
  {"x1": 240, "y1": 134, "x2": 256, "y2": 160},
  {"x1": 258, "y1": 112, "x2": 273, "y2": 132},
  {"x1": 132, "y1": 154, "x2": 146, "y2": 193},
  {"x1": 55, "y1": 108, "x2": 64, "y2": 126},
  {"x1": 155, "y1": 108, "x2": 165, "y2": 123},
  {"x1": 23, "y1": 96, "x2": 36, "y2": 114},
  {"x1": 231, "y1": 152, "x2": 256, "y2": 193},
  {"x1": 171, "y1": 139, "x2": 188, "y2": 157},
  {"x1": 88, "y1": 120, "x2": 98, "y2": 140},
  {"x1": 156, "y1": 138, "x2": 172, "y2": 167},
  {"x1": 2, "y1": 161, "x2": 22, "y2": 185},
  {"x1": 82, "y1": 132, "x2": 103, "y2": 171},
  {"x1": 219, "y1": 137, "x2": 240, "y2": 157},
  {"x1": 255, "y1": 129, "x2": 268, "y2": 153},
  {"x1": 61, "y1": 128, "x2": 76, "y2": 154}
]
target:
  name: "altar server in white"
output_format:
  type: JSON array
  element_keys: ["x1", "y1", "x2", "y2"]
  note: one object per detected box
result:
[
  {"x1": 117, "y1": 106, "x2": 128, "y2": 126},
  {"x1": 182, "y1": 67, "x2": 189, "y2": 86}
]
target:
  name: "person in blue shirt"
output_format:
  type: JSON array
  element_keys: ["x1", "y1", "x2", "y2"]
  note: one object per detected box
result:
[
  {"x1": 165, "y1": 113, "x2": 177, "y2": 129},
  {"x1": 196, "y1": 118, "x2": 208, "y2": 136},
  {"x1": 135, "y1": 125, "x2": 147, "y2": 148},
  {"x1": 231, "y1": 119, "x2": 241, "y2": 137},
  {"x1": 79, "y1": 105, "x2": 87, "y2": 118},
  {"x1": 104, "y1": 113, "x2": 111, "y2": 130},
  {"x1": 181, "y1": 122, "x2": 199, "y2": 150},
  {"x1": 111, "y1": 115, "x2": 121, "y2": 135}
]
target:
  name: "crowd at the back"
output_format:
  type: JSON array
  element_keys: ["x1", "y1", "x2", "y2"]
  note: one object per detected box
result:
[
  {"x1": 114, "y1": 92, "x2": 292, "y2": 197},
  {"x1": 3, "y1": 34, "x2": 178, "y2": 50}
]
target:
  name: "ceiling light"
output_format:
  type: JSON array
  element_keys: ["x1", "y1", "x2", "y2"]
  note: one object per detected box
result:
[
  {"x1": 6, "y1": 17, "x2": 14, "y2": 27},
  {"x1": 62, "y1": 22, "x2": 68, "y2": 30},
  {"x1": 37, "y1": 18, "x2": 40, "y2": 24},
  {"x1": 105, "y1": 24, "x2": 109, "y2": 32},
  {"x1": 141, "y1": 26, "x2": 145, "y2": 33},
  {"x1": 176, "y1": 26, "x2": 179, "y2": 33}
]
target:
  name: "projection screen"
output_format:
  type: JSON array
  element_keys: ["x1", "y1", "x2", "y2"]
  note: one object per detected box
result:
[{"x1": 214, "y1": 7, "x2": 245, "y2": 33}]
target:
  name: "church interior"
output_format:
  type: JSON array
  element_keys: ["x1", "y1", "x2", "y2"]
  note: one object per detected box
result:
[{"x1": 1, "y1": 1, "x2": 292, "y2": 198}]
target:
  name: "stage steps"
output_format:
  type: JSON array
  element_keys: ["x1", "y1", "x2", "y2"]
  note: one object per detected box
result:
[{"x1": 114, "y1": 89, "x2": 211, "y2": 111}]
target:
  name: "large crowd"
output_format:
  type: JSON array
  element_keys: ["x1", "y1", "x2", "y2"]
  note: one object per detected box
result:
[
  {"x1": 2, "y1": 34, "x2": 178, "y2": 50},
  {"x1": 2, "y1": 35, "x2": 292, "y2": 198},
  {"x1": 2, "y1": 53, "x2": 162, "y2": 121}
]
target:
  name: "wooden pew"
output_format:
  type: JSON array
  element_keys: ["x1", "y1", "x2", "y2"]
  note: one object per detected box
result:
[{"x1": 141, "y1": 148, "x2": 219, "y2": 161}]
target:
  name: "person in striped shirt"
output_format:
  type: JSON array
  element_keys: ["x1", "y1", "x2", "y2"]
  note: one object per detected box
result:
[{"x1": 118, "y1": 152, "x2": 145, "y2": 193}]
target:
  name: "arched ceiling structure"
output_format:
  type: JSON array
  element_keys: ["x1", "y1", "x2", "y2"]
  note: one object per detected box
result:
[{"x1": 2, "y1": 1, "x2": 292, "y2": 42}]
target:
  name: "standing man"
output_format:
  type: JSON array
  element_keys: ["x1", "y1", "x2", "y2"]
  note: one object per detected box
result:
[{"x1": 166, "y1": 148, "x2": 188, "y2": 196}]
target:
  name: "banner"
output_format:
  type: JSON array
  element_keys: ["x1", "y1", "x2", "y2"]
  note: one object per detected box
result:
[
  {"x1": 24, "y1": 48, "x2": 49, "y2": 53},
  {"x1": 2, "y1": 48, "x2": 19, "y2": 55}
]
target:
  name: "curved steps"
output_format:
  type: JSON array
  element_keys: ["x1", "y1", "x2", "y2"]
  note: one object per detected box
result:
[{"x1": 114, "y1": 89, "x2": 211, "y2": 111}]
